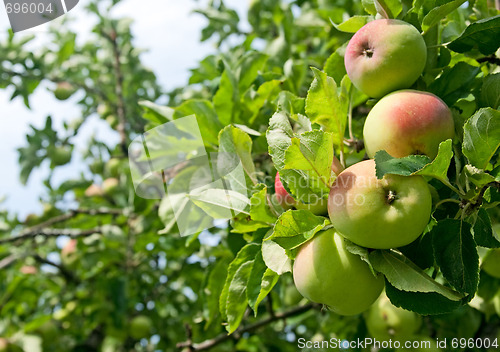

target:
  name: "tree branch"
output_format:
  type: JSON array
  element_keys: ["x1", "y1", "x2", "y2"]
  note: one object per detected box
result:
[
  {"x1": 0, "y1": 227, "x2": 102, "y2": 245},
  {"x1": 32, "y1": 254, "x2": 79, "y2": 284},
  {"x1": 102, "y1": 28, "x2": 129, "y2": 156},
  {"x1": 176, "y1": 303, "x2": 319, "y2": 351}
]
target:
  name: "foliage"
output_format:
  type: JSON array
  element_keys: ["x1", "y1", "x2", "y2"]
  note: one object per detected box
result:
[{"x1": 0, "y1": 0, "x2": 499, "y2": 351}]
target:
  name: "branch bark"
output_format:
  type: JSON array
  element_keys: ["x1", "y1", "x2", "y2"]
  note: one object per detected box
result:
[
  {"x1": 0, "y1": 227, "x2": 102, "y2": 245},
  {"x1": 176, "y1": 303, "x2": 319, "y2": 351}
]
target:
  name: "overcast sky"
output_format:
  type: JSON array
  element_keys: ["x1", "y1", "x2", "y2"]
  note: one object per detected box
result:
[{"x1": 0, "y1": 0, "x2": 249, "y2": 218}]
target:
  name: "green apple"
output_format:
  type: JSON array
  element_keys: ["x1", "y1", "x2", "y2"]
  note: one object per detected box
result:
[
  {"x1": 344, "y1": 19, "x2": 427, "y2": 98},
  {"x1": 102, "y1": 178, "x2": 120, "y2": 195},
  {"x1": 328, "y1": 159, "x2": 432, "y2": 249},
  {"x1": 106, "y1": 158, "x2": 121, "y2": 177},
  {"x1": 363, "y1": 90, "x2": 454, "y2": 159},
  {"x1": 365, "y1": 294, "x2": 421, "y2": 341},
  {"x1": 129, "y1": 315, "x2": 153, "y2": 339},
  {"x1": 50, "y1": 146, "x2": 72, "y2": 167},
  {"x1": 54, "y1": 82, "x2": 76, "y2": 100},
  {"x1": 494, "y1": 290, "x2": 500, "y2": 316},
  {"x1": 482, "y1": 249, "x2": 500, "y2": 278},
  {"x1": 293, "y1": 228, "x2": 384, "y2": 315}
]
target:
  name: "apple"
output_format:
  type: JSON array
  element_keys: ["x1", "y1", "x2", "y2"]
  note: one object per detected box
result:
[
  {"x1": 50, "y1": 146, "x2": 72, "y2": 167},
  {"x1": 328, "y1": 159, "x2": 432, "y2": 249},
  {"x1": 292, "y1": 228, "x2": 384, "y2": 315},
  {"x1": 54, "y1": 82, "x2": 76, "y2": 100},
  {"x1": 85, "y1": 184, "x2": 104, "y2": 197},
  {"x1": 363, "y1": 90, "x2": 455, "y2": 159},
  {"x1": 102, "y1": 177, "x2": 120, "y2": 195},
  {"x1": 482, "y1": 249, "x2": 500, "y2": 278},
  {"x1": 20, "y1": 265, "x2": 38, "y2": 275},
  {"x1": 106, "y1": 158, "x2": 121, "y2": 177},
  {"x1": 365, "y1": 293, "x2": 421, "y2": 341},
  {"x1": 129, "y1": 315, "x2": 153, "y2": 340},
  {"x1": 493, "y1": 290, "x2": 500, "y2": 316},
  {"x1": 344, "y1": 19, "x2": 427, "y2": 98},
  {"x1": 61, "y1": 239, "x2": 78, "y2": 266}
]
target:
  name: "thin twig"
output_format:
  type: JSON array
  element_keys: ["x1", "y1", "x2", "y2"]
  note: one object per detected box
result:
[
  {"x1": 32, "y1": 254, "x2": 79, "y2": 283},
  {"x1": 102, "y1": 28, "x2": 128, "y2": 156},
  {"x1": 0, "y1": 227, "x2": 102, "y2": 245},
  {"x1": 176, "y1": 303, "x2": 318, "y2": 351}
]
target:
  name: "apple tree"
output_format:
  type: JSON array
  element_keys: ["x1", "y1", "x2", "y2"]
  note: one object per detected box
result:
[{"x1": 0, "y1": 0, "x2": 499, "y2": 351}]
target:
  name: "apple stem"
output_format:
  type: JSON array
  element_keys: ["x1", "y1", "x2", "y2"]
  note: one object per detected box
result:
[{"x1": 386, "y1": 190, "x2": 397, "y2": 204}]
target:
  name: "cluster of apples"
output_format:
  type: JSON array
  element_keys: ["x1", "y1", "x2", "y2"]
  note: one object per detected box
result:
[{"x1": 276, "y1": 19, "x2": 456, "y2": 316}]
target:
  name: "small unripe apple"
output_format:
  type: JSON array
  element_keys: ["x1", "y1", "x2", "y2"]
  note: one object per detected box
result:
[
  {"x1": 363, "y1": 90, "x2": 454, "y2": 159},
  {"x1": 293, "y1": 229, "x2": 384, "y2": 315},
  {"x1": 129, "y1": 315, "x2": 153, "y2": 339},
  {"x1": 50, "y1": 146, "x2": 72, "y2": 167},
  {"x1": 106, "y1": 158, "x2": 121, "y2": 177},
  {"x1": 20, "y1": 265, "x2": 38, "y2": 275},
  {"x1": 482, "y1": 249, "x2": 500, "y2": 278},
  {"x1": 54, "y1": 82, "x2": 76, "y2": 100},
  {"x1": 328, "y1": 160, "x2": 432, "y2": 249},
  {"x1": 102, "y1": 178, "x2": 120, "y2": 195},
  {"x1": 345, "y1": 19, "x2": 427, "y2": 98},
  {"x1": 365, "y1": 294, "x2": 421, "y2": 341},
  {"x1": 85, "y1": 184, "x2": 104, "y2": 197},
  {"x1": 61, "y1": 239, "x2": 77, "y2": 266}
]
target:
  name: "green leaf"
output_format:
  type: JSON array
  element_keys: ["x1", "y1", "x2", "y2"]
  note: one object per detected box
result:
[
  {"x1": 428, "y1": 62, "x2": 481, "y2": 106},
  {"x1": 385, "y1": 280, "x2": 463, "y2": 315},
  {"x1": 204, "y1": 258, "x2": 230, "y2": 329},
  {"x1": 243, "y1": 80, "x2": 282, "y2": 124},
  {"x1": 174, "y1": 99, "x2": 223, "y2": 146},
  {"x1": 362, "y1": 0, "x2": 377, "y2": 15},
  {"x1": 374, "y1": 0, "x2": 402, "y2": 19},
  {"x1": 369, "y1": 250, "x2": 463, "y2": 301},
  {"x1": 250, "y1": 185, "x2": 277, "y2": 224},
  {"x1": 247, "y1": 251, "x2": 279, "y2": 316},
  {"x1": 448, "y1": 15, "x2": 500, "y2": 55},
  {"x1": 236, "y1": 52, "x2": 268, "y2": 92},
  {"x1": 480, "y1": 73, "x2": 500, "y2": 109},
  {"x1": 324, "y1": 43, "x2": 348, "y2": 86},
  {"x1": 284, "y1": 130, "x2": 335, "y2": 192},
  {"x1": 220, "y1": 244, "x2": 260, "y2": 320},
  {"x1": 261, "y1": 238, "x2": 292, "y2": 275},
  {"x1": 266, "y1": 111, "x2": 295, "y2": 171},
  {"x1": 189, "y1": 188, "x2": 250, "y2": 219},
  {"x1": 226, "y1": 260, "x2": 254, "y2": 333},
  {"x1": 265, "y1": 210, "x2": 330, "y2": 258},
  {"x1": 413, "y1": 139, "x2": 453, "y2": 185},
  {"x1": 333, "y1": 16, "x2": 373, "y2": 33},
  {"x1": 462, "y1": 108, "x2": 500, "y2": 169},
  {"x1": 139, "y1": 101, "x2": 173, "y2": 125},
  {"x1": 422, "y1": 0, "x2": 467, "y2": 33},
  {"x1": 214, "y1": 64, "x2": 238, "y2": 126},
  {"x1": 472, "y1": 209, "x2": 500, "y2": 248},
  {"x1": 374, "y1": 150, "x2": 431, "y2": 179},
  {"x1": 431, "y1": 219, "x2": 479, "y2": 294},
  {"x1": 462, "y1": 164, "x2": 496, "y2": 188},
  {"x1": 305, "y1": 68, "x2": 348, "y2": 147},
  {"x1": 219, "y1": 125, "x2": 257, "y2": 184}
]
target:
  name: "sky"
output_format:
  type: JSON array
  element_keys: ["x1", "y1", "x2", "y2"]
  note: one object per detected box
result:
[{"x1": 0, "y1": 0, "x2": 249, "y2": 218}]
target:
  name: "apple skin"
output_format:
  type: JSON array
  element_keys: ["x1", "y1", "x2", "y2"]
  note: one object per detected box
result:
[
  {"x1": 328, "y1": 160, "x2": 432, "y2": 249},
  {"x1": 482, "y1": 249, "x2": 500, "y2": 278},
  {"x1": 365, "y1": 294, "x2": 421, "y2": 341},
  {"x1": 293, "y1": 229, "x2": 384, "y2": 315},
  {"x1": 363, "y1": 90, "x2": 454, "y2": 159},
  {"x1": 274, "y1": 172, "x2": 328, "y2": 215},
  {"x1": 129, "y1": 315, "x2": 153, "y2": 340},
  {"x1": 344, "y1": 19, "x2": 427, "y2": 98}
]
